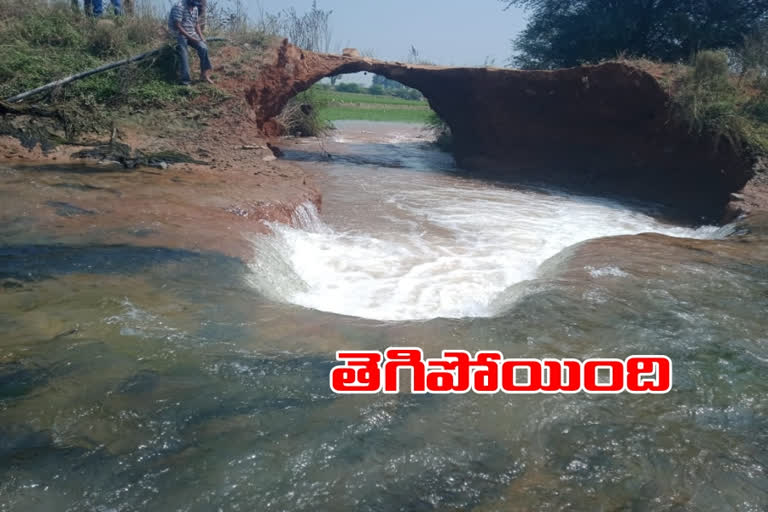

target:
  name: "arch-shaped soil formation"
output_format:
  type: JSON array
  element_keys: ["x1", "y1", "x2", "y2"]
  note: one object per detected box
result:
[{"x1": 246, "y1": 40, "x2": 762, "y2": 221}]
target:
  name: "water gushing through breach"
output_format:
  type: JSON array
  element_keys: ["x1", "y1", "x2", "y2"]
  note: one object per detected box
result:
[
  {"x1": 248, "y1": 199, "x2": 721, "y2": 321},
  {"x1": 246, "y1": 124, "x2": 724, "y2": 321}
]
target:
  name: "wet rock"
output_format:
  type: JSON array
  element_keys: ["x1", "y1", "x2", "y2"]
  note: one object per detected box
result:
[
  {"x1": 50, "y1": 182, "x2": 121, "y2": 195},
  {"x1": 45, "y1": 200, "x2": 96, "y2": 217},
  {"x1": 267, "y1": 143, "x2": 284, "y2": 157},
  {"x1": 2, "y1": 278, "x2": 24, "y2": 289},
  {"x1": 71, "y1": 143, "x2": 207, "y2": 170},
  {"x1": 116, "y1": 369, "x2": 160, "y2": 394},
  {"x1": 0, "y1": 425, "x2": 54, "y2": 459},
  {"x1": 0, "y1": 362, "x2": 49, "y2": 398}
]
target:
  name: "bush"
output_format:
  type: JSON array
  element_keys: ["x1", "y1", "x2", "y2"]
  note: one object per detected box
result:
[
  {"x1": 671, "y1": 49, "x2": 768, "y2": 153},
  {"x1": 122, "y1": 11, "x2": 164, "y2": 47},
  {"x1": 426, "y1": 111, "x2": 452, "y2": 151},
  {"x1": 691, "y1": 50, "x2": 730, "y2": 85},
  {"x1": 368, "y1": 85, "x2": 384, "y2": 95},
  {"x1": 390, "y1": 88, "x2": 422, "y2": 101},
  {"x1": 11, "y1": 4, "x2": 85, "y2": 48},
  {"x1": 276, "y1": 89, "x2": 332, "y2": 137},
  {"x1": 88, "y1": 19, "x2": 130, "y2": 57},
  {"x1": 335, "y1": 83, "x2": 363, "y2": 93},
  {"x1": 677, "y1": 51, "x2": 740, "y2": 135}
]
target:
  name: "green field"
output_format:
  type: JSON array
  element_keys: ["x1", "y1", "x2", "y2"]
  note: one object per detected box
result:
[{"x1": 314, "y1": 88, "x2": 433, "y2": 123}]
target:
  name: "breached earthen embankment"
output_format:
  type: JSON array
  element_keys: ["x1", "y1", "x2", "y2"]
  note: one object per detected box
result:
[{"x1": 245, "y1": 40, "x2": 767, "y2": 222}]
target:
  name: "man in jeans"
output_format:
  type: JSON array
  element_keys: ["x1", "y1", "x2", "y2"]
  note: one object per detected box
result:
[
  {"x1": 168, "y1": 0, "x2": 213, "y2": 85},
  {"x1": 77, "y1": 0, "x2": 122, "y2": 16}
]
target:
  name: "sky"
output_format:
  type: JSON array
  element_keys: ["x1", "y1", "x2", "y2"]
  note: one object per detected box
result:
[{"x1": 248, "y1": 0, "x2": 528, "y2": 67}]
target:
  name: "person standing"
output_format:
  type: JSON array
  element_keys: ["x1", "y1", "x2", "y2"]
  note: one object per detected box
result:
[
  {"x1": 168, "y1": 0, "x2": 214, "y2": 85},
  {"x1": 84, "y1": 0, "x2": 123, "y2": 16}
]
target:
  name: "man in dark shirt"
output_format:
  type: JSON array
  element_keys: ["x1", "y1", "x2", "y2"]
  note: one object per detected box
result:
[{"x1": 168, "y1": 0, "x2": 213, "y2": 85}]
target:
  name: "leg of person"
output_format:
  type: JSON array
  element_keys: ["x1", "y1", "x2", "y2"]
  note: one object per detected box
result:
[
  {"x1": 122, "y1": 0, "x2": 133, "y2": 15},
  {"x1": 176, "y1": 36, "x2": 192, "y2": 85},
  {"x1": 111, "y1": 0, "x2": 122, "y2": 15},
  {"x1": 84, "y1": 0, "x2": 94, "y2": 16},
  {"x1": 91, "y1": 0, "x2": 103, "y2": 17},
  {"x1": 189, "y1": 39, "x2": 213, "y2": 83}
]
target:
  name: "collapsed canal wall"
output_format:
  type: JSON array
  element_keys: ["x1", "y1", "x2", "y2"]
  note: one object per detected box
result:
[{"x1": 246, "y1": 40, "x2": 765, "y2": 221}]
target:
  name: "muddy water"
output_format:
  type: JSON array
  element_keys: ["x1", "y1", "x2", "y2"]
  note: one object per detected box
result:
[{"x1": 1, "y1": 121, "x2": 768, "y2": 511}]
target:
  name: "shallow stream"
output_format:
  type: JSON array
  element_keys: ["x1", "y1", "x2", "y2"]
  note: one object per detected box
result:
[{"x1": 1, "y1": 121, "x2": 767, "y2": 511}]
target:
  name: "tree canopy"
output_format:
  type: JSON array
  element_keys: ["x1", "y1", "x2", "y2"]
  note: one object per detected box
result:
[{"x1": 503, "y1": 0, "x2": 768, "y2": 69}]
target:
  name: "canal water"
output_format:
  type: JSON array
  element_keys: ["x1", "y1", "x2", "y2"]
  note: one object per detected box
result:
[{"x1": 1, "y1": 121, "x2": 767, "y2": 511}]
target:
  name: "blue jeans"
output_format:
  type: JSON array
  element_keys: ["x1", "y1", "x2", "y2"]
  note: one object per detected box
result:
[
  {"x1": 176, "y1": 35, "x2": 212, "y2": 84},
  {"x1": 85, "y1": 0, "x2": 122, "y2": 16}
]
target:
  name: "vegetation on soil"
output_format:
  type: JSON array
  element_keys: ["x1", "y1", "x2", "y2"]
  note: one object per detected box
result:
[
  {"x1": 0, "y1": 0, "x2": 273, "y2": 143},
  {"x1": 505, "y1": 0, "x2": 768, "y2": 156},
  {"x1": 615, "y1": 51, "x2": 768, "y2": 156},
  {"x1": 313, "y1": 86, "x2": 431, "y2": 124},
  {"x1": 673, "y1": 50, "x2": 768, "y2": 154},
  {"x1": 0, "y1": 0, "x2": 447, "y2": 144}
]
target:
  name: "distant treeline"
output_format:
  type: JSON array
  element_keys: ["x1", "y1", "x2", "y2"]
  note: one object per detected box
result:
[{"x1": 319, "y1": 75, "x2": 423, "y2": 101}]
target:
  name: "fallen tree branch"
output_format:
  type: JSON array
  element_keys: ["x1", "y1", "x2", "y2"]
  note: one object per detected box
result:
[
  {"x1": 0, "y1": 101, "x2": 66, "y2": 119},
  {"x1": 4, "y1": 38, "x2": 231, "y2": 104}
]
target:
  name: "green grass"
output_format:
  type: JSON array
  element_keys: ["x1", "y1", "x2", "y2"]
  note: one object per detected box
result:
[
  {"x1": 313, "y1": 87, "x2": 432, "y2": 123},
  {"x1": 314, "y1": 88, "x2": 428, "y2": 106},
  {"x1": 0, "y1": 0, "x2": 256, "y2": 142},
  {"x1": 673, "y1": 50, "x2": 768, "y2": 154},
  {"x1": 320, "y1": 107, "x2": 433, "y2": 123}
]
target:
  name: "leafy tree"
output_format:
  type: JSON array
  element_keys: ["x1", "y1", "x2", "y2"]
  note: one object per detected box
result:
[
  {"x1": 503, "y1": 0, "x2": 768, "y2": 69},
  {"x1": 372, "y1": 74, "x2": 405, "y2": 90},
  {"x1": 335, "y1": 83, "x2": 363, "y2": 93},
  {"x1": 737, "y1": 21, "x2": 768, "y2": 82},
  {"x1": 368, "y1": 85, "x2": 385, "y2": 95}
]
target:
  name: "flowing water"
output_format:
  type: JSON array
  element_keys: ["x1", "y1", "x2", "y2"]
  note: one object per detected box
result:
[{"x1": 1, "y1": 121, "x2": 768, "y2": 511}]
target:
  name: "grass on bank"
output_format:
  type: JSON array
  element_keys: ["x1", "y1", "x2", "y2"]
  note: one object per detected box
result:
[
  {"x1": 1, "y1": 2, "x2": 181, "y2": 103},
  {"x1": 0, "y1": 0, "x2": 271, "y2": 140},
  {"x1": 676, "y1": 50, "x2": 768, "y2": 154},
  {"x1": 320, "y1": 107, "x2": 432, "y2": 123},
  {"x1": 313, "y1": 88, "x2": 428, "y2": 107},
  {"x1": 614, "y1": 50, "x2": 768, "y2": 155},
  {"x1": 313, "y1": 87, "x2": 433, "y2": 124},
  {"x1": 278, "y1": 85, "x2": 435, "y2": 136}
]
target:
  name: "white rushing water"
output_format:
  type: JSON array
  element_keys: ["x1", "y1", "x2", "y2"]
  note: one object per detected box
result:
[{"x1": 246, "y1": 122, "x2": 726, "y2": 322}]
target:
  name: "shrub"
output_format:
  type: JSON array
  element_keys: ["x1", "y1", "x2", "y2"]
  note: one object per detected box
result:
[
  {"x1": 691, "y1": 50, "x2": 730, "y2": 86},
  {"x1": 335, "y1": 83, "x2": 362, "y2": 93},
  {"x1": 426, "y1": 111, "x2": 452, "y2": 151},
  {"x1": 122, "y1": 11, "x2": 163, "y2": 48},
  {"x1": 368, "y1": 85, "x2": 385, "y2": 95},
  {"x1": 391, "y1": 88, "x2": 422, "y2": 101},
  {"x1": 276, "y1": 89, "x2": 332, "y2": 137},
  {"x1": 671, "y1": 49, "x2": 768, "y2": 153},
  {"x1": 12, "y1": 4, "x2": 85, "y2": 48},
  {"x1": 88, "y1": 19, "x2": 130, "y2": 57},
  {"x1": 676, "y1": 51, "x2": 740, "y2": 136}
]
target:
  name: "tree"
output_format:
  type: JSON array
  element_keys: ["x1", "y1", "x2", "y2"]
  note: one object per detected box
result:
[
  {"x1": 737, "y1": 21, "x2": 768, "y2": 83},
  {"x1": 335, "y1": 83, "x2": 363, "y2": 93},
  {"x1": 503, "y1": 0, "x2": 768, "y2": 69},
  {"x1": 372, "y1": 74, "x2": 405, "y2": 90}
]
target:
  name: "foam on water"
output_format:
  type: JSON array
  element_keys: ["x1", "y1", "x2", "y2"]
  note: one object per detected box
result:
[{"x1": 247, "y1": 184, "x2": 724, "y2": 322}]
